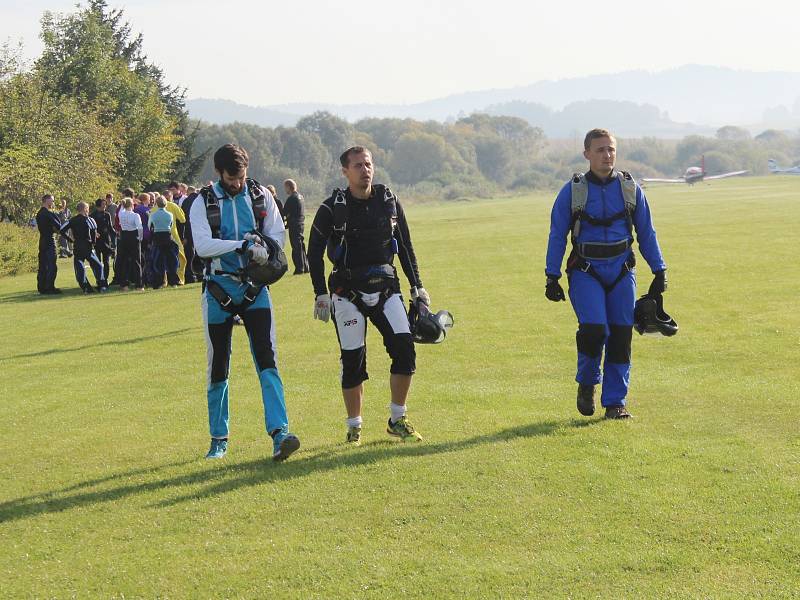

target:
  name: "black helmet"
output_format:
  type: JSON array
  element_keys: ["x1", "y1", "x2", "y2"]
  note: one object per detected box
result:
[
  {"x1": 408, "y1": 298, "x2": 454, "y2": 344},
  {"x1": 634, "y1": 294, "x2": 678, "y2": 337},
  {"x1": 245, "y1": 234, "x2": 288, "y2": 286}
]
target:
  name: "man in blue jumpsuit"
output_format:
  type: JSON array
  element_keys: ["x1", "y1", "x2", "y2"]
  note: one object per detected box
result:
[
  {"x1": 545, "y1": 128, "x2": 667, "y2": 419},
  {"x1": 190, "y1": 144, "x2": 300, "y2": 461}
]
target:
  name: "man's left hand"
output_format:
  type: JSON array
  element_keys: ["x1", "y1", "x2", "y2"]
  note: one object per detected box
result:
[
  {"x1": 244, "y1": 232, "x2": 264, "y2": 246},
  {"x1": 648, "y1": 270, "x2": 668, "y2": 296},
  {"x1": 248, "y1": 244, "x2": 269, "y2": 265},
  {"x1": 411, "y1": 287, "x2": 430, "y2": 305}
]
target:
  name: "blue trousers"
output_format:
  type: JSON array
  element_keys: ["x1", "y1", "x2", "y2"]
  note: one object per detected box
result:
[
  {"x1": 201, "y1": 278, "x2": 288, "y2": 439},
  {"x1": 73, "y1": 251, "x2": 105, "y2": 289},
  {"x1": 568, "y1": 259, "x2": 635, "y2": 407}
]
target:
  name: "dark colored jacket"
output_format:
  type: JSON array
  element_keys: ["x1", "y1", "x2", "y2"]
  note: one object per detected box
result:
[
  {"x1": 307, "y1": 184, "x2": 422, "y2": 297},
  {"x1": 60, "y1": 214, "x2": 97, "y2": 259},
  {"x1": 283, "y1": 192, "x2": 305, "y2": 229},
  {"x1": 90, "y1": 209, "x2": 113, "y2": 249},
  {"x1": 36, "y1": 207, "x2": 61, "y2": 247}
]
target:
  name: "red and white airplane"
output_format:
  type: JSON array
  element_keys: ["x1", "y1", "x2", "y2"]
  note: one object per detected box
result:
[{"x1": 642, "y1": 156, "x2": 748, "y2": 185}]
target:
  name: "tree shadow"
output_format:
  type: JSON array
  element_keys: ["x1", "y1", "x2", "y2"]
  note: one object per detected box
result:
[
  {"x1": 0, "y1": 327, "x2": 197, "y2": 361},
  {"x1": 0, "y1": 419, "x2": 594, "y2": 523}
]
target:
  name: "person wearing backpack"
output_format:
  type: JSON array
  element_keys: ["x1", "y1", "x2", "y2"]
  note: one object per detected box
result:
[
  {"x1": 190, "y1": 144, "x2": 300, "y2": 462},
  {"x1": 544, "y1": 128, "x2": 668, "y2": 419},
  {"x1": 307, "y1": 146, "x2": 429, "y2": 446}
]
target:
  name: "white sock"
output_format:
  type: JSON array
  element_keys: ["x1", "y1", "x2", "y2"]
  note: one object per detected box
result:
[
  {"x1": 389, "y1": 402, "x2": 407, "y2": 424},
  {"x1": 346, "y1": 416, "x2": 362, "y2": 428}
]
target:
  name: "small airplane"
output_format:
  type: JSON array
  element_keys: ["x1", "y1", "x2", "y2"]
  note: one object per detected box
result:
[
  {"x1": 641, "y1": 156, "x2": 748, "y2": 185},
  {"x1": 767, "y1": 159, "x2": 800, "y2": 175}
]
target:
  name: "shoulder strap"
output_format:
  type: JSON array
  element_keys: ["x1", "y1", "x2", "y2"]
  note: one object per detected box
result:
[
  {"x1": 617, "y1": 171, "x2": 637, "y2": 234},
  {"x1": 616, "y1": 171, "x2": 637, "y2": 213},
  {"x1": 201, "y1": 185, "x2": 221, "y2": 239},
  {"x1": 247, "y1": 178, "x2": 267, "y2": 228},
  {"x1": 570, "y1": 173, "x2": 588, "y2": 240},
  {"x1": 331, "y1": 188, "x2": 347, "y2": 234}
]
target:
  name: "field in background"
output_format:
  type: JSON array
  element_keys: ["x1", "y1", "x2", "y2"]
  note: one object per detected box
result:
[{"x1": 1, "y1": 177, "x2": 798, "y2": 597}]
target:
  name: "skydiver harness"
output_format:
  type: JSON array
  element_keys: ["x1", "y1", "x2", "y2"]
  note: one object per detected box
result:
[
  {"x1": 199, "y1": 178, "x2": 269, "y2": 315},
  {"x1": 327, "y1": 185, "x2": 400, "y2": 317},
  {"x1": 566, "y1": 171, "x2": 638, "y2": 292}
]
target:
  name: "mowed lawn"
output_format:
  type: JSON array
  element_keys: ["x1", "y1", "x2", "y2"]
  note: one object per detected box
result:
[{"x1": 1, "y1": 177, "x2": 798, "y2": 598}]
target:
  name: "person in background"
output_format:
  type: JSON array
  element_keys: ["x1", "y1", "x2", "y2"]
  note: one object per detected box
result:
[
  {"x1": 57, "y1": 200, "x2": 72, "y2": 258},
  {"x1": 283, "y1": 178, "x2": 309, "y2": 274},
  {"x1": 59, "y1": 201, "x2": 108, "y2": 293},
  {"x1": 90, "y1": 198, "x2": 114, "y2": 283},
  {"x1": 117, "y1": 197, "x2": 144, "y2": 291},
  {"x1": 36, "y1": 194, "x2": 62, "y2": 294},
  {"x1": 149, "y1": 195, "x2": 180, "y2": 288}
]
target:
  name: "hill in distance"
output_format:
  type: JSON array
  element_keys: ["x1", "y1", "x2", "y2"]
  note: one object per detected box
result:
[{"x1": 187, "y1": 65, "x2": 800, "y2": 138}]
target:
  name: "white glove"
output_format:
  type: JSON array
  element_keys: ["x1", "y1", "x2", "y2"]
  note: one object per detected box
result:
[
  {"x1": 248, "y1": 244, "x2": 269, "y2": 265},
  {"x1": 243, "y1": 232, "x2": 264, "y2": 246},
  {"x1": 411, "y1": 287, "x2": 431, "y2": 306},
  {"x1": 314, "y1": 294, "x2": 331, "y2": 323}
]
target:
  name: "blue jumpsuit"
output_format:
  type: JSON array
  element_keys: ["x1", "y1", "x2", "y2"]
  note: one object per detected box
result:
[
  {"x1": 545, "y1": 171, "x2": 666, "y2": 407},
  {"x1": 189, "y1": 182, "x2": 290, "y2": 443}
]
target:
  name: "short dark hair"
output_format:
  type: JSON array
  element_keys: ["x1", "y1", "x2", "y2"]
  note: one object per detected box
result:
[
  {"x1": 214, "y1": 144, "x2": 249, "y2": 175},
  {"x1": 583, "y1": 128, "x2": 614, "y2": 151},
  {"x1": 167, "y1": 181, "x2": 180, "y2": 190},
  {"x1": 105, "y1": 193, "x2": 113, "y2": 200},
  {"x1": 95, "y1": 198, "x2": 105, "y2": 207},
  {"x1": 122, "y1": 188, "x2": 134, "y2": 198},
  {"x1": 340, "y1": 146, "x2": 371, "y2": 167}
]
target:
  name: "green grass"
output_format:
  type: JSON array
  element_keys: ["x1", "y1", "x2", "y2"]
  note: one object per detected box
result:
[{"x1": 1, "y1": 177, "x2": 798, "y2": 598}]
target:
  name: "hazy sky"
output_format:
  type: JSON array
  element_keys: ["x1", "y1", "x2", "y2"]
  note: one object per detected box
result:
[{"x1": 2, "y1": 0, "x2": 799, "y2": 106}]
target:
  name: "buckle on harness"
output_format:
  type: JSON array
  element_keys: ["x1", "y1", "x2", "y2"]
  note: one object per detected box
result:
[
  {"x1": 219, "y1": 295, "x2": 233, "y2": 308},
  {"x1": 579, "y1": 261, "x2": 591, "y2": 273}
]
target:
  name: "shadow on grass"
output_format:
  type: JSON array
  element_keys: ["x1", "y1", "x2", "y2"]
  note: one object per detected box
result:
[
  {"x1": 0, "y1": 327, "x2": 197, "y2": 361},
  {"x1": 0, "y1": 286, "x2": 97, "y2": 304},
  {"x1": 0, "y1": 419, "x2": 593, "y2": 522}
]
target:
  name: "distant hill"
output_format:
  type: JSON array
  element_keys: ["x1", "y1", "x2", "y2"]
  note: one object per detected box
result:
[{"x1": 187, "y1": 65, "x2": 800, "y2": 137}]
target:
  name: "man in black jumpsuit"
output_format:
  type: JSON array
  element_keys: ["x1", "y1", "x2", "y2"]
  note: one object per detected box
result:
[
  {"x1": 60, "y1": 202, "x2": 108, "y2": 293},
  {"x1": 283, "y1": 179, "x2": 310, "y2": 274},
  {"x1": 90, "y1": 198, "x2": 114, "y2": 283},
  {"x1": 36, "y1": 194, "x2": 62, "y2": 294},
  {"x1": 307, "y1": 146, "x2": 431, "y2": 446}
]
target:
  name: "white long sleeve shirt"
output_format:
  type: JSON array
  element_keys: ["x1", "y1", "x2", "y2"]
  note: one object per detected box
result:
[{"x1": 118, "y1": 208, "x2": 143, "y2": 241}]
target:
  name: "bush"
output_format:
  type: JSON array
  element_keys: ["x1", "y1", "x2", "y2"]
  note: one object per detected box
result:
[{"x1": 0, "y1": 221, "x2": 39, "y2": 277}]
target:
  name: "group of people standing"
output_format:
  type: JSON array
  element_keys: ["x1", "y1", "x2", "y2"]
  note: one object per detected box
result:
[{"x1": 35, "y1": 177, "x2": 311, "y2": 295}]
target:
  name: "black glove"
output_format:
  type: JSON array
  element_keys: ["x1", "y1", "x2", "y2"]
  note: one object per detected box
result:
[
  {"x1": 545, "y1": 276, "x2": 566, "y2": 302},
  {"x1": 648, "y1": 270, "x2": 667, "y2": 296}
]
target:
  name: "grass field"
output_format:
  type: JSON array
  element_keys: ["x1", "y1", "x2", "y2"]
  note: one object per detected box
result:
[{"x1": 1, "y1": 177, "x2": 798, "y2": 598}]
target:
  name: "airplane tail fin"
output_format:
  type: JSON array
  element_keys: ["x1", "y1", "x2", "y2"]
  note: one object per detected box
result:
[{"x1": 768, "y1": 159, "x2": 778, "y2": 172}]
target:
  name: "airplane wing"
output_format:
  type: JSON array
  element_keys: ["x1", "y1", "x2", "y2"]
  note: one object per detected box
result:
[
  {"x1": 640, "y1": 177, "x2": 687, "y2": 183},
  {"x1": 704, "y1": 170, "x2": 748, "y2": 180}
]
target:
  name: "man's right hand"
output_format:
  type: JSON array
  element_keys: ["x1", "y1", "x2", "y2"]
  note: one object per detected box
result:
[
  {"x1": 545, "y1": 276, "x2": 566, "y2": 302},
  {"x1": 314, "y1": 294, "x2": 331, "y2": 323}
]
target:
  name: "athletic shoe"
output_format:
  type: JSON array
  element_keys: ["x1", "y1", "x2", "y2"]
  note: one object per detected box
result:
[
  {"x1": 386, "y1": 416, "x2": 423, "y2": 442},
  {"x1": 346, "y1": 426, "x2": 362, "y2": 446},
  {"x1": 83, "y1": 285, "x2": 96, "y2": 294},
  {"x1": 577, "y1": 384, "x2": 596, "y2": 416},
  {"x1": 604, "y1": 406, "x2": 633, "y2": 420},
  {"x1": 205, "y1": 438, "x2": 228, "y2": 459},
  {"x1": 272, "y1": 432, "x2": 300, "y2": 462}
]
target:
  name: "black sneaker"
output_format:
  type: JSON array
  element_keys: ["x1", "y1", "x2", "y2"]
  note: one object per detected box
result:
[
  {"x1": 604, "y1": 406, "x2": 632, "y2": 419},
  {"x1": 577, "y1": 384, "x2": 596, "y2": 416},
  {"x1": 83, "y1": 285, "x2": 96, "y2": 294}
]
